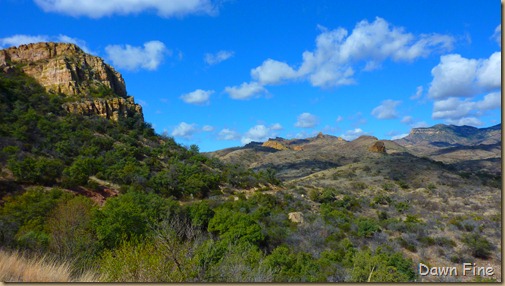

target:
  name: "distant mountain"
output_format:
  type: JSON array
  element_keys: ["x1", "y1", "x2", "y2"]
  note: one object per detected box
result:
[
  {"x1": 395, "y1": 124, "x2": 501, "y2": 174},
  {"x1": 395, "y1": 124, "x2": 502, "y2": 147},
  {"x1": 208, "y1": 133, "x2": 409, "y2": 180}
]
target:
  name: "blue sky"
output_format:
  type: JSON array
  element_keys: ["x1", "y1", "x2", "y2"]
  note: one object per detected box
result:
[{"x1": 1, "y1": 0, "x2": 501, "y2": 151}]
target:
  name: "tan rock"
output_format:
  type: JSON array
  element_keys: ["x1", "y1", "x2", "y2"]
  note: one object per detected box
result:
[
  {"x1": 1, "y1": 42, "x2": 143, "y2": 122},
  {"x1": 62, "y1": 96, "x2": 143, "y2": 122},
  {"x1": 369, "y1": 141, "x2": 386, "y2": 153},
  {"x1": 262, "y1": 140, "x2": 289, "y2": 150},
  {"x1": 288, "y1": 212, "x2": 304, "y2": 224},
  {"x1": 0, "y1": 42, "x2": 126, "y2": 97}
]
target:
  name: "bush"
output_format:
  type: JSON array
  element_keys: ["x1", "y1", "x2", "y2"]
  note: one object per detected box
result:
[
  {"x1": 356, "y1": 218, "x2": 380, "y2": 238},
  {"x1": 462, "y1": 233, "x2": 494, "y2": 259},
  {"x1": 208, "y1": 208, "x2": 264, "y2": 246},
  {"x1": 92, "y1": 192, "x2": 178, "y2": 249}
]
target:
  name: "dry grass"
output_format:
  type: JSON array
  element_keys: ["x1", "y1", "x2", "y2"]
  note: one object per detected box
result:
[{"x1": 0, "y1": 249, "x2": 100, "y2": 282}]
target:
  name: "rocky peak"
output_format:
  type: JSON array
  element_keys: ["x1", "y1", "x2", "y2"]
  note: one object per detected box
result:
[
  {"x1": 0, "y1": 42, "x2": 126, "y2": 98},
  {"x1": 1, "y1": 42, "x2": 144, "y2": 122}
]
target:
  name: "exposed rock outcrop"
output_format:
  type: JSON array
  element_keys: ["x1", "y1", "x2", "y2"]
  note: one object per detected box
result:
[
  {"x1": 369, "y1": 141, "x2": 386, "y2": 153},
  {"x1": 0, "y1": 42, "x2": 126, "y2": 97},
  {"x1": 62, "y1": 96, "x2": 143, "y2": 121},
  {"x1": 262, "y1": 140, "x2": 289, "y2": 151},
  {"x1": 1, "y1": 42, "x2": 144, "y2": 122}
]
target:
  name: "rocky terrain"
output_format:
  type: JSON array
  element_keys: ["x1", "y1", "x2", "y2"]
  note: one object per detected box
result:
[{"x1": 0, "y1": 42, "x2": 142, "y2": 121}]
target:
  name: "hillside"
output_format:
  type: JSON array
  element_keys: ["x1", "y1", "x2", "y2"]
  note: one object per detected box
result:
[
  {"x1": 0, "y1": 42, "x2": 501, "y2": 283},
  {"x1": 395, "y1": 124, "x2": 501, "y2": 174}
]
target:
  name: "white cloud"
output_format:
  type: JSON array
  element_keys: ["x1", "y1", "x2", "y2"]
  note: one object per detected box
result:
[
  {"x1": 446, "y1": 117, "x2": 483, "y2": 126},
  {"x1": 371, "y1": 100, "x2": 401, "y2": 119},
  {"x1": 294, "y1": 112, "x2": 319, "y2": 128},
  {"x1": 270, "y1": 123, "x2": 283, "y2": 130},
  {"x1": 391, "y1": 133, "x2": 408, "y2": 140},
  {"x1": 180, "y1": 89, "x2": 213, "y2": 105},
  {"x1": 171, "y1": 122, "x2": 197, "y2": 139},
  {"x1": 34, "y1": 0, "x2": 215, "y2": 18},
  {"x1": 341, "y1": 128, "x2": 366, "y2": 141},
  {"x1": 251, "y1": 59, "x2": 298, "y2": 85},
  {"x1": 202, "y1": 125, "x2": 214, "y2": 132},
  {"x1": 299, "y1": 17, "x2": 453, "y2": 87},
  {"x1": 105, "y1": 41, "x2": 169, "y2": 71},
  {"x1": 0, "y1": 35, "x2": 48, "y2": 48},
  {"x1": 476, "y1": 52, "x2": 501, "y2": 90},
  {"x1": 475, "y1": 91, "x2": 501, "y2": 110},
  {"x1": 218, "y1": 128, "x2": 240, "y2": 140},
  {"x1": 492, "y1": 24, "x2": 501, "y2": 46},
  {"x1": 243, "y1": 17, "x2": 453, "y2": 89},
  {"x1": 241, "y1": 125, "x2": 272, "y2": 144},
  {"x1": 336, "y1": 115, "x2": 344, "y2": 122},
  {"x1": 0, "y1": 34, "x2": 91, "y2": 52},
  {"x1": 428, "y1": 52, "x2": 501, "y2": 99},
  {"x1": 204, "y1": 50, "x2": 234, "y2": 65},
  {"x1": 432, "y1": 92, "x2": 501, "y2": 122},
  {"x1": 410, "y1": 86, "x2": 423, "y2": 100},
  {"x1": 224, "y1": 82, "x2": 267, "y2": 100},
  {"x1": 401, "y1": 116, "x2": 413, "y2": 124}
]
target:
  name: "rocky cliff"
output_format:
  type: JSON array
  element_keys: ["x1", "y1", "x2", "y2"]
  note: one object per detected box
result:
[
  {"x1": 0, "y1": 42, "x2": 143, "y2": 121},
  {"x1": 62, "y1": 97, "x2": 143, "y2": 121}
]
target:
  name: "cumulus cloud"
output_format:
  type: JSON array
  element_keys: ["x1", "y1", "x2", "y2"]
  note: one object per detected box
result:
[
  {"x1": 446, "y1": 117, "x2": 483, "y2": 126},
  {"x1": 241, "y1": 125, "x2": 273, "y2": 144},
  {"x1": 105, "y1": 41, "x2": 169, "y2": 71},
  {"x1": 294, "y1": 112, "x2": 319, "y2": 128},
  {"x1": 180, "y1": 89, "x2": 213, "y2": 105},
  {"x1": 218, "y1": 128, "x2": 240, "y2": 141},
  {"x1": 171, "y1": 122, "x2": 197, "y2": 139},
  {"x1": 251, "y1": 59, "x2": 298, "y2": 85},
  {"x1": 34, "y1": 0, "x2": 215, "y2": 18},
  {"x1": 224, "y1": 82, "x2": 267, "y2": 100},
  {"x1": 428, "y1": 52, "x2": 501, "y2": 99},
  {"x1": 371, "y1": 100, "x2": 401, "y2": 119},
  {"x1": 249, "y1": 17, "x2": 453, "y2": 88},
  {"x1": 0, "y1": 34, "x2": 91, "y2": 52},
  {"x1": 341, "y1": 128, "x2": 367, "y2": 141},
  {"x1": 270, "y1": 123, "x2": 283, "y2": 130},
  {"x1": 202, "y1": 125, "x2": 214, "y2": 132},
  {"x1": 204, "y1": 50, "x2": 234, "y2": 65},
  {"x1": 432, "y1": 92, "x2": 500, "y2": 123}
]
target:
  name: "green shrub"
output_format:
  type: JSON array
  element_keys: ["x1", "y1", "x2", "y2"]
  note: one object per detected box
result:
[
  {"x1": 462, "y1": 233, "x2": 494, "y2": 259},
  {"x1": 356, "y1": 218, "x2": 380, "y2": 238}
]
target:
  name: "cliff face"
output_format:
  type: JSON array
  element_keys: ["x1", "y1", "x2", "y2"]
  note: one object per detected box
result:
[
  {"x1": 0, "y1": 42, "x2": 126, "y2": 97},
  {"x1": 62, "y1": 97, "x2": 143, "y2": 121},
  {"x1": 0, "y1": 42, "x2": 143, "y2": 121}
]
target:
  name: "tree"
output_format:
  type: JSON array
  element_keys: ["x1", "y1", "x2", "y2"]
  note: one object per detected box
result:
[
  {"x1": 92, "y1": 191, "x2": 178, "y2": 249},
  {"x1": 46, "y1": 195, "x2": 98, "y2": 271}
]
